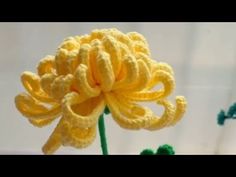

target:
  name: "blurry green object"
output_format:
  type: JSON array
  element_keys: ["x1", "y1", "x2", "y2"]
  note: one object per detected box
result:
[
  {"x1": 218, "y1": 103, "x2": 236, "y2": 126},
  {"x1": 156, "y1": 144, "x2": 175, "y2": 155},
  {"x1": 227, "y1": 103, "x2": 236, "y2": 117},
  {"x1": 140, "y1": 144, "x2": 175, "y2": 155},
  {"x1": 217, "y1": 110, "x2": 226, "y2": 125},
  {"x1": 140, "y1": 149, "x2": 155, "y2": 155},
  {"x1": 104, "y1": 106, "x2": 110, "y2": 115}
]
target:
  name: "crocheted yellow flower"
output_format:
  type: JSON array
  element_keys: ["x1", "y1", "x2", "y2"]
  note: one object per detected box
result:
[{"x1": 15, "y1": 28, "x2": 186, "y2": 154}]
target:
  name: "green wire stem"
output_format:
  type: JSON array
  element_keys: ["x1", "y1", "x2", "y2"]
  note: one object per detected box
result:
[{"x1": 98, "y1": 113, "x2": 108, "y2": 155}]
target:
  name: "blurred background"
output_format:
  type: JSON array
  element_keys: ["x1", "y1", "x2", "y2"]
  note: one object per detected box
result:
[{"x1": 0, "y1": 22, "x2": 236, "y2": 154}]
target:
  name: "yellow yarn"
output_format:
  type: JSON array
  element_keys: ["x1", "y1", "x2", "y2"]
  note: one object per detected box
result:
[{"x1": 15, "y1": 28, "x2": 187, "y2": 154}]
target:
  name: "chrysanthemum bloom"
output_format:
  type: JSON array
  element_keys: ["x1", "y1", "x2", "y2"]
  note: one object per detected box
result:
[{"x1": 15, "y1": 28, "x2": 187, "y2": 154}]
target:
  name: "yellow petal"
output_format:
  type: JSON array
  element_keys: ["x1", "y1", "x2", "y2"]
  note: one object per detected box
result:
[
  {"x1": 89, "y1": 40, "x2": 102, "y2": 84},
  {"x1": 67, "y1": 50, "x2": 79, "y2": 74},
  {"x1": 51, "y1": 74, "x2": 74, "y2": 101},
  {"x1": 127, "y1": 32, "x2": 148, "y2": 45},
  {"x1": 57, "y1": 39, "x2": 80, "y2": 74},
  {"x1": 104, "y1": 93, "x2": 152, "y2": 130},
  {"x1": 78, "y1": 44, "x2": 91, "y2": 66},
  {"x1": 21, "y1": 71, "x2": 54, "y2": 103},
  {"x1": 61, "y1": 122, "x2": 96, "y2": 148},
  {"x1": 119, "y1": 42, "x2": 132, "y2": 57},
  {"x1": 91, "y1": 29, "x2": 105, "y2": 40},
  {"x1": 37, "y1": 55, "x2": 56, "y2": 76},
  {"x1": 135, "y1": 52, "x2": 152, "y2": 71},
  {"x1": 74, "y1": 64, "x2": 101, "y2": 98},
  {"x1": 21, "y1": 71, "x2": 40, "y2": 91},
  {"x1": 96, "y1": 51, "x2": 115, "y2": 92},
  {"x1": 133, "y1": 41, "x2": 150, "y2": 56},
  {"x1": 155, "y1": 62, "x2": 174, "y2": 75},
  {"x1": 146, "y1": 99, "x2": 176, "y2": 131},
  {"x1": 147, "y1": 62, "x2": 174, "y2": 89},
  {"x1": 113, "y1": 54, "x2": 138, "y2": 90},
  {"x1": 114, "y1": 92, "x2": 153, "y2": 120},
  {"x1": 42, "y1": 118, "x2": 65, "y2": 154},
  {"x1": 55, "y1": 48, "x2": 70, "y2": 75},
  {"x1": 121, "y1": 60, "x2": 151, "y2": 92},
  {"x1": 28, "y1": 117, "x2": 57, "y2": 128},
  {"x1": 169, "y1": 96, "x2": 187, "y2": 126},
  {"x1": 40, "y1": 73, "x2": 57, "y2": 96},
  {"x1": 123, "y1": 70, "x2": 175, "y2": 101},
  {"x1": 60, "y1": 38, "x2": 80, "y2": 51},
  {"x1": 15, "y1": 93, "x2": 61, "y2": 120},
  {"x1": 102, "y1": 35, "x2": 122, "y2": 77},
  {"x1": 77, "y1": 44, "x2": 95, "y2": 87},
  {"x1": 62, "y1": 92, "x2": 105, "y2": 128},
  {"x1": 79, "y1": 34, "x2": 91, "y2": 44},
  {"x1": 113, "y1": 31, "x2": 134, "y2": 53},
  {"x1": 67, "y1": 55, "x2": 79, "y2": 75}
]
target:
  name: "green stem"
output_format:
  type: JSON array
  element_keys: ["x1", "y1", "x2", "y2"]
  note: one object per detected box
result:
[{"x1": 98, "y1": 113, "x2": 108, "y2": 155}]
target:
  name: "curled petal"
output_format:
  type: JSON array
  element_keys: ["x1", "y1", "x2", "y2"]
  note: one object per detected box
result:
[
  {"x1": 104, "y1": 93, "x2": 152, "y2": 130},
  {"x1": 40, "y1": 73, "x2": 57, "y2": 96},
  {"x1": 146, "y1": 99, "x2": 176, "y2": 131},
  {"x1": 114, "y1": 92, "x2": 153, "y2": 119},
  {"x1": 89, "y1": 40, "x2": 102, "y2": 83},
  {"x1": 113, "y1": 31, "x2": 134, "y2": 53},
  {"x1": 113, "y1": 54, "x2": 138, "y2": 90},
  {"x1": 28, "y1": 117, "x2": 57, "y2": 128},
  {"x1": 147, "y1": 62, "x2": 174, "y2": 90},
  {"x1": 21, "y1": 71, "x2": 40, "y2": 91},
  {"x1": 79, "y1": 34, "x2": 91, "y2": 44},
  {"x1": 62, "y1": 92, "x2": 105, "y2": 128},
  {"x1": 51, "y1": 74, "x2": 74, "y2": 101},
  {"x1": 37, "y1": 55, "x2": 56, "y2": 76},
  {"x1": 96, "y1": 51, "x2": 115, "y2": 92},
  {"x1": 97, "y1": 29, "x2": 134, "y2": 53},
  {"x1": 102, "y1": 35, "x2": 122, "y2": 77},
  {"x1": 67, "y1": 55, "x2": 79, "y2": 74},
  {"x1": 77, "y1": 44, "x2": 95, "y2": 87},
  {"x1": 170, "y1": 96, "x2": 187, "y2": 126},
  {"x1": 74, "y1": 64, "x2": 101, "y2": 97},
  {"x1": 123, "y1": 70, "x2": 175, "y2": 101},
  {"x1": 21, "y1": 71, "x2": 54, "y2": 102},
  {"x1": 91, "y1": 29, "x2": 106, "y2": 40},
  {"x1": 135, "y1": 52, "x2": 152, "y2": 71},
  {"x1": 133, "y1": 41, "x2": 150, "y2": 56},
  {"x1": 74, "y1": 35, "x2": 80, "y2": 43},
  {"x1": 42, "y1": 118, "x2": 66, "y2": 154},
  {"x1": 149, "y1": 70, "x2": 175, "y2": 99},
  {"x1": 57, "y1": 39, "x2": 80, "y2": 74},
  {"x1": 122, "y1": 60, "x2": 151, "y2": 92},
  {"x1": 78, "y1": 44, "x2": 91, "y2": 66},
  {"x1": 61, "y1": 122, "x2": 96, "y2": 148},
  {"x1": 91, "y1": 28, "x2": 119, "y2": 39},
  {"x1": 155, "y1": 62, "x2": 174, "y2": 75},
  {"x1": 119, "y1": 42, "x2": 132, "y2": 57},
  {"x1": 127, "y1": 32, "x2": 148, "y2": 45},
  {"x1": 15, "y1": 93, "x2": 61, "y2": 120},
  {"x1": 60, "y1": 38, "x2": 80, "y2": 51},
  {"x1": 67, "y1": 51, "x2": 79, "y2": 74},
  {"x1": 115, "y1": 43, "x2": 132, "y2": 81},
  {"x1": 55, "y1": 48, "x2": 70, "y2": 75}
]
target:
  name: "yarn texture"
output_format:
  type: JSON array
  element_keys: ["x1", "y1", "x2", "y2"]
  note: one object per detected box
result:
[{"x1": 15, "y1": 28, "x2": 187, "y2": 154}]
